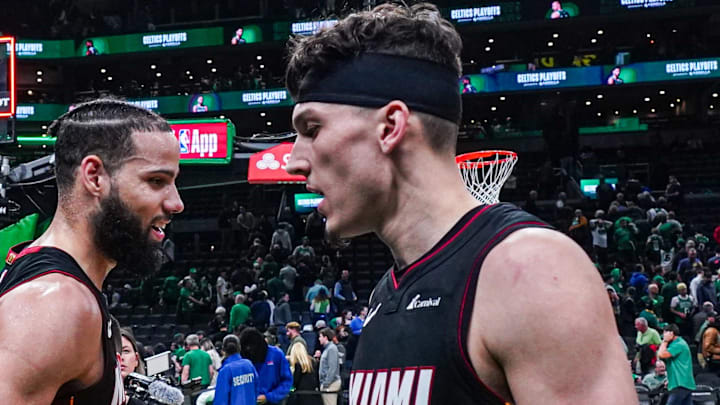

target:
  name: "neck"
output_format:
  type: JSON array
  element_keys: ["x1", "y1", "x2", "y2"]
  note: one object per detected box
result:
[
  {"x1": 375, "y1": 152, "x2": 479, "y2": 269},
  {"x1": 30, "y1": 208, "x2": 114, "y2": 290}
]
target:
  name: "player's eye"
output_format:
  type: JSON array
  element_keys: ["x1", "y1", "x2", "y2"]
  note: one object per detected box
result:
[{"x1": 305, "y1": 126, "x2": 320, "y2": 138}]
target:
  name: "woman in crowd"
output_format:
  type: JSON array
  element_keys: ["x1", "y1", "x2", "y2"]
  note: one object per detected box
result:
[
  {"x1": 120, "y1": 328, "x2": 147, "y2": 405},
  {"x1": 310, "y1": 289, "x2": 331, "y2": 323},
  {"x1": 201, "y1": 337, "x2": 222, "y2": 385},
  {"x1": 287, "y1": 342, "x2": 322, "y2": 405}
]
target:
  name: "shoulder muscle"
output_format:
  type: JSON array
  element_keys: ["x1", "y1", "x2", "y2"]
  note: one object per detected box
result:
[
  {"x1": 0, "y1": 274, "x2": 103, "y2": 401},
  {"x1": 469, "y1": 228, "x2": 636, "y2": 404}
]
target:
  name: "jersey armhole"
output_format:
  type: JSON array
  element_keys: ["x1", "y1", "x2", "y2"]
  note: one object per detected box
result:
[{"x1": 456, "y1": 221, "x2": 549, "y2": 404}]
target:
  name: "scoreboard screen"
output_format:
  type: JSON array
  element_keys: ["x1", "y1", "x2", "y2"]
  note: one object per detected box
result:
[
  {"x1": 0, "y1": 37, "x2": 15, "y2": 118},
  {"x1": 0, "y1": 37, "x2": 15, "y2": 144}
]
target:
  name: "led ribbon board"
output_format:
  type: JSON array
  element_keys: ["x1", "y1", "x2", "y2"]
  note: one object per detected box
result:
[
  {"x1": 78, "y1": 27, "x2": 224, "y2": 56},
  {"x1": 604, "y1": 58, "x2": 720, "y2": 85},
  {"x1": 169, "y1": 119, "x2": 235, "y2": 165},
  {"x1": 7, "y1": 39, "x2": 74, "y2": 59},
  {"x1": 460, "y1": 66, "x2": 604, "y2": 93},
  {"x1": 294, "y1": 193, "x2": 324, "y2": 214}
]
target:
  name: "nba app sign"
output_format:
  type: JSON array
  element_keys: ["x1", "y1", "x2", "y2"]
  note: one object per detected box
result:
[{"x1": 169, "y1": 120, "x2": 234, "y2": 165}]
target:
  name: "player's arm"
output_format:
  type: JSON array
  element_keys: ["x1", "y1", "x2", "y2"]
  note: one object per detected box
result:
[
  {"x1": 0, "y1": 274, "x2": 104, "y2": 404},
  {"x1": 470, "y1": 228, "x2": 636, "y2": 404}
]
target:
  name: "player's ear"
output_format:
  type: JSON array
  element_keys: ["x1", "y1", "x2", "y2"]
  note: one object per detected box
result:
[
  {"x1": 378, "y1": 100, "x2": 410, "y2": 155},
  {"x1": 79, "y1": 155, "x2": 111, "y2": 198}
]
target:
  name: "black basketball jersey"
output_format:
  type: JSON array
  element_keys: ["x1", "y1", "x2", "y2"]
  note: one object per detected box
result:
[
  {"x1": 0, "y1": 242, "x2": 125, "y2": 405},
  {"x1": 350, "y1": 203, "x2": 551, "y2": 405}
]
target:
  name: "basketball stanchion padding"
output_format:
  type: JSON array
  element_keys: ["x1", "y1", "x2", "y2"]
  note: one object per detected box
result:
[{"x1": 455, "y1": 150, "x2": 518, "y2": 204}]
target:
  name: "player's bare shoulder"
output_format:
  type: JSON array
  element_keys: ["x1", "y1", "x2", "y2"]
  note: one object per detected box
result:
[
  {"x1": 0, "y1": 273, "x2": 103, "y2": 371},
  {"x1": 469, "y1": 227, "x2": 636, "y2": 403}
]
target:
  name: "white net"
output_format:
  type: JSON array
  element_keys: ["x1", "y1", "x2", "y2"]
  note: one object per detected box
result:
[{"x1": 456, "y1": 150, "x2": 518, "y2": 204}]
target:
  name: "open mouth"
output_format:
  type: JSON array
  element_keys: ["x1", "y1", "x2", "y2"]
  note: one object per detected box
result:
[{"x1": 150, "y1": 224, "x2": 166, "y2": 240}]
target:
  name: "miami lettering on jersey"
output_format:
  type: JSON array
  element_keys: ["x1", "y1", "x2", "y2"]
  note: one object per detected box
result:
[{"x1": 350, "y1": 366, "x2": 435, "y2": 405}]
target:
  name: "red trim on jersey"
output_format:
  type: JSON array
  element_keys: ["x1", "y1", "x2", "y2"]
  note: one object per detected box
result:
[
  {"x1": 5, "y1": 242, "x2": 37, "y2": 264},
  {"x1": 456, "y1": 220, "x2": 546, "y2": 403},
  {"x1": 392, "y1": 205, "x2": 494, "y2": 289},
  {"x1": 0, "y1": 270, "x2": 93, "y2": 300}
]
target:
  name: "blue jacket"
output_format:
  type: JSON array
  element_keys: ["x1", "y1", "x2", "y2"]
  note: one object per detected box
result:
[
  {"x1": 254, "y1": 346, "x2": 293, "y2": 404},
  {"x1": 214, "y1": 356, "x2": 258, "y2": 405}
]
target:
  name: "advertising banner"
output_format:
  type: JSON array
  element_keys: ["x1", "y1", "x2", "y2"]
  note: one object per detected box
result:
[
  {"x1": 78, "y1": 27, "x2": 224, "y2": 56},
  {"x1": 247, "y1": 143, "x2": 306, "y2": 184},
  {"x1": 169, "y1": 119, "x2": 235, "y2": 165}
]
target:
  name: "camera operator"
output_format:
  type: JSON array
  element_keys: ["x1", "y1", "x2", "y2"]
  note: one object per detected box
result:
[
  {"x1": 121, "y1": 328, "x2": 184, "y2": 405},
  {"x1": 121, "y1": 328, "x2": 149, "y2": 405}
]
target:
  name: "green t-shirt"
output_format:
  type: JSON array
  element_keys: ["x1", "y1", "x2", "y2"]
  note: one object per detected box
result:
[
  {"x1": 642, "y1": 372, "x2": 667, "y2": 391},
  {"x1": 641, "y1": 295, "x2": 665, "y2": 318},
  {"x1": 311, "y1": 299, "x2": 330, "y2": 314},
  {"x1": 179, "y1": 287, "x2": 194, "y2": 313},
  {"x1": 639, "y1": 310, "x2": 659, "y2": 330},
  {"x1": 163, "y1": 276, "x2": 180, "y2": 300},
  {"x1": 614, "y1": 227, "x2": 635, "y2": 251},
  {"x1": 182, "y1": 349, "x2": 213, "y2": 386},
  {"x1": 174, "y1": 347, "x2": 187, "y2": 361},
  {"x1": 636, "y1": 328, "x2": 662, "y2": 346},
  {"x1": 229, "y1": 303, "x2": 251, "y2": 332},
  {"x1": 666, "y1": 337, "x2": 696, "y2": 391}
]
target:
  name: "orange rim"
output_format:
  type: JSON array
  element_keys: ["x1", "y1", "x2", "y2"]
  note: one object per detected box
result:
[{"x1": 456, "y1": 150, "x2": 517, "y2": 169}]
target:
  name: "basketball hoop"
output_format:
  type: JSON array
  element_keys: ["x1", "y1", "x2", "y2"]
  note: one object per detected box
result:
[{"x1": 456, "y1": 150, "x2": 518, "y2": 204}]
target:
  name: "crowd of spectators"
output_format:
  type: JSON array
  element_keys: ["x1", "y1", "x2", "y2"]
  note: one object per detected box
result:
[
  {"x1": 109, "y1": 200, "x2": 369, "y2": 404},
  {"x1": 524, "y1": 165, "x2": 720, "y2": 400}
]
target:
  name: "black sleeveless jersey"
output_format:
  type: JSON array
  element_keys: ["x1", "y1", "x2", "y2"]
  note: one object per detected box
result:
[
  {"x1": 350, "y1": 204, "x2": 551, "y2": 405},
  {"x1": 0, "y1": 242, "x2": 126, "y2": 405}
]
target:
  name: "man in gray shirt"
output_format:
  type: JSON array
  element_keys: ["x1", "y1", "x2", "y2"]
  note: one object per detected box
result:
[{"x1": 318, "y1": 328, "x2": 341, "y2": 405}]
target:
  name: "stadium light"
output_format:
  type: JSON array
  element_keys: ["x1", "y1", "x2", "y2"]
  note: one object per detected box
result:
[{"x1": 547, "y1": 41, "x2": 554, "y2": 47}]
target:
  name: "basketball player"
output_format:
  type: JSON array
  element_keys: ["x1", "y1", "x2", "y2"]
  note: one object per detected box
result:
[
  {"x1": 0, "y1": 99, "x2": 184, "y2": 403},
  {"x1": 231, "y1": 27, "x2": 246, "y2": 45},
  {"x1": 285, "y1": 4, "x2": 635, "y2": 404},
  {"x1": 607, "y1": 66, "x2": 624, "y2": 85},
  {"x1": 192, "y1": 95, "x2": 209, "y2": 113},
  {"x1": 550, "y1": 1, "x2": 571, "y2": 19}
]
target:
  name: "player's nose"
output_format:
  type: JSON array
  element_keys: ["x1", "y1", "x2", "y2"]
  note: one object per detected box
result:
[{"x1": 285, "y1": 137, "x2": 310, "y2": 177}]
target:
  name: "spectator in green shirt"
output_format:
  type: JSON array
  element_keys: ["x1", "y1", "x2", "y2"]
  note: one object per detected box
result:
[
  {"x1": 181, "y1": 334, "x2": 215, "y2": 388},
  {"x1": 162, "y1": 273, "x2": 180, "y2": 307},
  {"x1": 178, "y1": 277, "x2": 204, "y2": 324},
  {"x1": 635, "y1": 317, "x2": 662, "y2": 375},
  {"x1": 229, "y1": 294, "x2": 252, "y2": 332},
  {"x1": 640, "y1": 360, "x2": 667, "y2": 391},
  {"x1": 641, "y1": 283, "x2": 665, "y2": 318},
  {"x1": 658, "y1": 324, "x2": 696, "y2": 405}
]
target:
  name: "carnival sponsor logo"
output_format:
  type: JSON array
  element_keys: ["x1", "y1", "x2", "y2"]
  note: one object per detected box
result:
[{"x1": 405, "y1": 294, "x2": 442, "y2": 311}]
